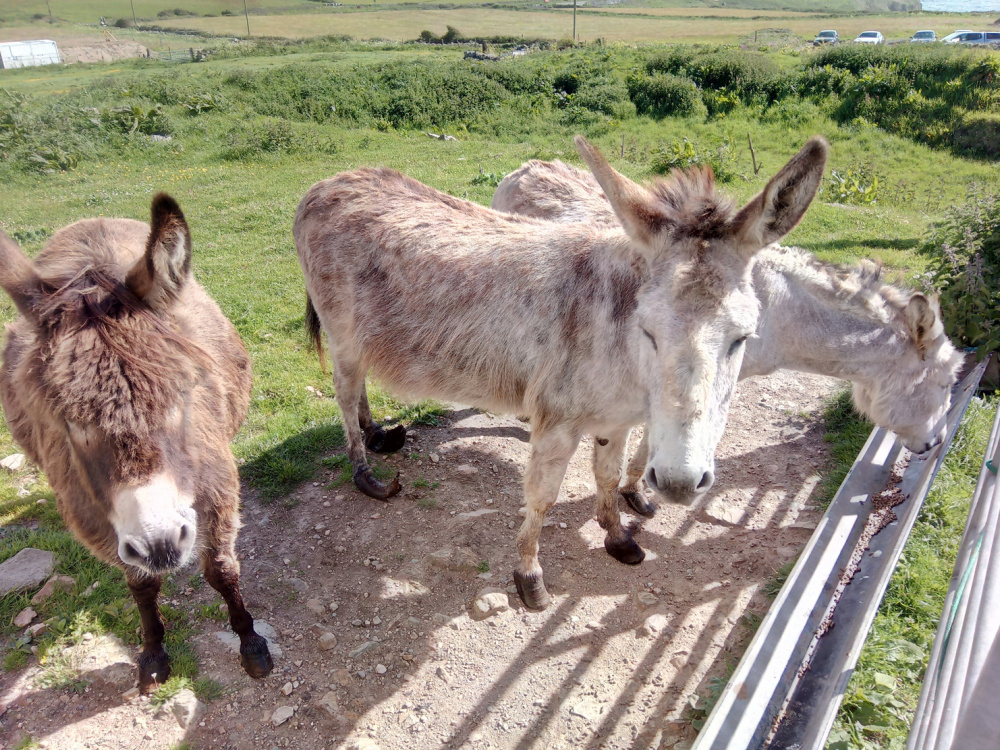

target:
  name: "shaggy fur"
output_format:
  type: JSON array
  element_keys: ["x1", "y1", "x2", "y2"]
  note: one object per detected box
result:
[
  {"x1": 296, "y1": 136, "x2": 828, "y2": 610},
  {"x1": 0, "y1": 195, "x2": 272, "y2": 690},
  {"x1": 491, "y1": 155, "x2": 963, "y2": 506}
]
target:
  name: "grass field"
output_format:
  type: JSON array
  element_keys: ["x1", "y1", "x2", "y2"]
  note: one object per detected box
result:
[
  {"x1": 151, "y1": 8, "x2": 992, "y2": 43},
  {"x1": 0, "y1": 32, "x2": 998, "y2": 749}
]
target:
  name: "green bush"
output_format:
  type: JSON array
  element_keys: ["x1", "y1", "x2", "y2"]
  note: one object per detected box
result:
[
  {"x1": 648, "y1": 47, "x2": 789, "y2": 104},
  {"x1": 650, "y1": 138, "x2": 738, "y2": 183},
  {"x1": 950, "y1": 112, "x2": 1000, "y2": 159},
  {"x1": 222, "y1": 117, "x2": 298, "y2": 160},
  {"x1": 925, "y1": 187, "x2": 1000, "y2": 356},
  {"x1": 823, "y1": 164, "x2": 882, "y2": 206},
  {"x1": 101, "y1": 103, "x2": 172, "y2": 137},
  {"x1": 798, "y1": 64, "x2": 856, "y2": 98},
  {"x1": 628, "y1": 73, "x2": 701, "y2": 118}
]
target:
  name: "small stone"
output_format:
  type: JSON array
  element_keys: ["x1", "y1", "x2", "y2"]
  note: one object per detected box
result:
[
  {"x1": 13, "y1": 607, "x2": 36, "y2": 628},
  {"x1": 636, "y1": 591, "x2": 659, "y2": 610},
  {"x1": 428, "y1": 546, "x2": 480, "y2": 572},
  {"x1": 372, "y1": 616, "x2": 382, "y2": 625},
  {"x1": 329, "y1": 601, "x2": 339, "y2": 612},
  {"x1": 639, "y1": 613, "x2": 671, "y2": 638},
  {"x1": 27, "y1": 622, "x2": 47, "y2": 638},
  {"x1": 455, "y1": 508, "x2": 498, "y2": 520},
  {"x1": 558, "y1": 522, "x2": 567, "y2": 529},
  {"x1": 315, "y1": 690, "x2": 339, "y2": 717},
  {"x1": 349, "y1": 641, "x2": 379, "y2": 659},
  {"x1": 122, "y1": 686, "x2": 140, "y2": 700},
  {"x1": 569, "y1": 697, "x2": 603, "y2": 722},
  {"x1": 429, "y1": 453, "x2": 440, "y2": 463},
  {"x1": 271, "y1": 705, "x2": 295, "y2": 727},
  {"x1": 436, "y1": 666, "x2": 450, "y2": 683},
  {"x1": 334, "y1": 546, "x2": 346, "y2": 553},
  {"x1": 305, "y1": 598, "x2": 326, "y2": 617},
  {"x1": 318, "y1": 632, "x2": 338, "y2": 651},
  {"x1": 0, "y1": 453, "x2": 26, "y2": 472},
  {"x1": 702, "y1": 501, "x2": 743, "y2": 526},
  {"x1": 31, "y1": 574, "x2": 75, "y2": 605},
  {"x1": 287, "y1": 577, "x2": 309, "y2": 592},
  {"x1": 375, "y1": 664, "x2": 387, "y2": 675},
  {"x1": 310, "y1": 623, "x2": 333, "y2": 637},
  {"x1": 332, "y1": 668, "x2": 354, "y2": 686},
  {"x1": 0, "y1": 548, "x2": 56, "y2": 597},
  {"x1": 168, "y1": 689, "x2": 204, "y2": 729},
  {"x1": 454, "y1": 464, "x2": 479, "y2": 477},
  {"x1": 281, "y1": 681, "x2": 293, "y2": 696},
  {"x1": 470, "y1": 589, "x2": 509, "y2": 621}
]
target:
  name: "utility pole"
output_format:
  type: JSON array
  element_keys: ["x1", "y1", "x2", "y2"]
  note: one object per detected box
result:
[
  {"x1": 573, "y1": 0, "x2": 577, "y2": 42},
  {"x1": 130, "y1": 0, "x2": 137, "y2": 27},
  {"x1": 45, "y1": 0, "x2": 51, "y2": 18},
  {"x1": 244, "y1": 0, "x2": 251, "y2": 38}
]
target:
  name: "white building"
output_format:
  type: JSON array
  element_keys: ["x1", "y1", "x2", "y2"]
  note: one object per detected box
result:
[{"x1": 0, "y1": 39, "x2": 61, "y2": 69}]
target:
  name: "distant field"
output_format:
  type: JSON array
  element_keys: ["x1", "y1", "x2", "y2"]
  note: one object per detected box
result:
[{"x1": 153, "y1": 8, "x2": 990, "y2": 42}]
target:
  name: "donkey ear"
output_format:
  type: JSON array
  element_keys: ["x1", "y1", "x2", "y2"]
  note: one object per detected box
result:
[
  {"x1": 575, "y1": 136, "x2": 667, "y2": 253},
  {"x1": 0, "y1": 231, "x2": 43, "y2": 321},
  {"x1": 126, "y1": 193, "x2": 192, "y2": 310},
  {"x1": 904, "y1": 293, "x2": 941, "y2": 360},
  {"x1": 732, "y1": 136, "x2": 828, "y2": 254}
]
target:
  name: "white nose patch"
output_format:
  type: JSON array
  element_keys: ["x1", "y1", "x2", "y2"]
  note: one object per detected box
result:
[{"x1": 111, "y1": 473, "x2": 197, "y2": 572}]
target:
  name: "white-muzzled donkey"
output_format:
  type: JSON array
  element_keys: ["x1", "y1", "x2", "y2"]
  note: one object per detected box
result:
[
  {"x1": 492, "y1": 157, "x2": 962, "y2": 517},
  {"x1": 295, "y1": 136, "x2": 828, "y2": 610}
]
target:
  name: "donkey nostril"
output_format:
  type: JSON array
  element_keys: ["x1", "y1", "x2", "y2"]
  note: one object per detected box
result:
[
  {"x1": 123, "y1": 542, "x2": 141, "y2": 560},
  {"x1": 179, "y1": 524, "x2": 189, "y2": 542},
  {"x1": 697, "y1": 471, "x2": 713, "y2": 490},
  {"x1": 646, "y1": 467, "x2": 657, "y2": 489}
]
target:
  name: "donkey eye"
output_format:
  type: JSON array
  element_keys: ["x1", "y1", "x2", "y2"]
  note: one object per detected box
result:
[
  {"x1": 728, "y1": 336, "x2": 747, "y2": 357},
  {"x1": 641, "y1": 328, "x2": 657, "y2": 352}
]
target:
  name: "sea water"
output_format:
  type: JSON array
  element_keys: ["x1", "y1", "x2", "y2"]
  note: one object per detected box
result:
[{"x1": 922, "y1": 0, "x2": 999, "y2": 11}]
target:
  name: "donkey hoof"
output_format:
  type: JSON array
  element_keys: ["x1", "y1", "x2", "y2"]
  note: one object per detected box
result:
[
  {"x1": 620, "y1": 488, "x2": 656, "y2": 518},
  {"x1": 137, "y1": 649, "x2": 171, "y2": 694},
  {"x1": 513, "y1": 570, "x2": 551, "y2": 611},
  {"x1": 240, "y1": 635, "x2": 274, "y2": 679},
  {"x1": 604, "y1": 535, "x2": 646, "y2": 565},
  {"x1": 366, "y1": 425, "x2": 407, "y2": 454},
  {"x1": 353, "y1": 466, "x2": 402, "y2": 501}
]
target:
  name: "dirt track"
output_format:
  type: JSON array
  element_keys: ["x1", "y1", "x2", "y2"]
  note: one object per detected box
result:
[{"x1": 0, "y1": 370, "x2": 838, "y2": 750}]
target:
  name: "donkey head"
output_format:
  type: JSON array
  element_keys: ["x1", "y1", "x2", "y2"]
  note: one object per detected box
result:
[
  {"x1": 576, "y1": 135, "x2": 828, "y2": 504},
  {"x1": 0, "y1": 194, "x2": 204, "y2": 575},
  {"x1": 852, "y1": 292, "x2": 961, "y2": 453}
]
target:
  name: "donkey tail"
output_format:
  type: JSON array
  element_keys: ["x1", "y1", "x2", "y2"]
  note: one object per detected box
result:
[{"x1": 305, "y1": 294, "x2": 327, "y2": 375}]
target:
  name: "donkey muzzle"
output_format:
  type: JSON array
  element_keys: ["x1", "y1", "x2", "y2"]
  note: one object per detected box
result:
[{"x1": 645, "y1": 463, "x2": 715, "y2": 505}]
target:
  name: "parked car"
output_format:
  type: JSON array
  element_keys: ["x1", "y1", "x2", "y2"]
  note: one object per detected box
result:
[
  {"x1": 948, "y1": 31, "x2": 1000, "y2": 45},
  {"x1": 854, "y1": 31, "x2": 884, "y2": 44},
  {"x1": 910, "y1": 30, "x2": 937, "y2": 43},
  {"x1": 814, "y1": 30, "x2": 839, "y2": 45},
  {"x1": 940, "y1": 30, "x2": 974, "y2": 43}
]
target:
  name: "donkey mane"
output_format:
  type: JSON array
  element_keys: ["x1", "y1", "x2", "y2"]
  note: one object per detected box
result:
[
  {"x1": 763, "y1": 245, "x2": 914, "y2": 331},
  {"x1": 648, "y1": 166, "x2": 736, "y2": 242}
]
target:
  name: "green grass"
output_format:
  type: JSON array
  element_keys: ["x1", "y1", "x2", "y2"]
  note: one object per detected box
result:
[
  {"x1": 819, "y1": 388, "x2": 875, "y2": 506},
  {"x1": 828, "y1": 396, "x2": 999, "y2": 749}
]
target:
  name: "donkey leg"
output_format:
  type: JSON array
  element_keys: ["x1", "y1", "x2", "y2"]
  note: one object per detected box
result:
[
  {"x1": 126, "y1": 574, "x2": 171, "y2": 693},
  {"x1": 514, "y1": 426, "x2": 579, "y2": 611},
  {"x1": 620, "y1": 427, "x2": 656, "y2": 518},
  {"x1": 202, "y1": 528, "x2": 273, "y2": 680},
  {"x1": 595, "y1": 429, "x2": 645, "y2": 565},
  {"x1": 333, "y1": 353, "x2": 401, "y2": 500},
  {"x1": 358, "y1": 386, "x2": 407, "y2": 454}
]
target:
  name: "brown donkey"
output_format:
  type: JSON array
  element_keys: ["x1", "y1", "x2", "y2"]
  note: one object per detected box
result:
[
  {"x1": 0, "y1": 195, "x2": 273, "y2": 691},
  {"x1": 295, "y1": 136, "x2": 828, "y2": 610}
]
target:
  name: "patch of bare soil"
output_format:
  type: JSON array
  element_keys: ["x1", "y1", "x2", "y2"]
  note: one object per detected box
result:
[
  {"x1": 59, "y1": 40, "x2": 150, "y2": 64},
  {"x1": 0, "y1": 371, "x2": 838, "y2": 750}
]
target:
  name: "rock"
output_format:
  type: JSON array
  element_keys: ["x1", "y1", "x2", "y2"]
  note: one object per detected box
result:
[
  {"x1": 281, "y1": 681, "x2": 293, "y2": 696},
  {"x1": 1, "y1": 453, "x2": 26, "y2": 472},
  {"x1": 454, "y1": 464, "x2": 479, "y2": 477},
  {"x1": 13, "y1": 607, "x2": 36, "y2": 628},
  {"x1": 332, "y1": 668, "x2": 354, "y2": 686},
  {"x1": 349, "y1": 641, "x2": 379, "y2": 659},
  {"x1": 428, "y1": 546, "x2": 480, "y2": 572},
  {"x1": 214, "y1": 619, "x2": 282, "y2": 657},
  {"x1": 702, "y1": 501, "x2": 743, "y2": 526},
  {"x1": 455, "y1": 509, "x2": 498, "y2": 520},
  {"x1": 310, "y1": 623, "x2": 333, "y2": 637},
  {"x1": 316, "y1": 691, "x2": 339, "y2": 717},
  {"x1": 0, "y1": 548, "x2": 55, "y2": 597},
  {"x1": 305, "y1": 598, "x2": 327, "y2": 617},
  {"x1": 27, "y1": 622, "x2": 47, "y2": 638},
  {"x1": 271, "y1": 705, "x2": 295, "y2": 727},
  {"x1": 318, "y1": 632, "x2": 338, "y2": 651},
  {"x1": 30, "y1": 574, "x2": 76, "y2": 605},
  {"x1": 429, "y1": 453, "x2": 440, "y2": 463},
  {"x1": 168, "y1": 689, "x2": 204, "y2": 729},
  {"x1": 287, "y1": 577, "x2": 309, "y2": 593},
  {"x1": 78, "y1": 634, "x2": 134, "y2": 689},
  {"x1": 639, "y1": 614, "x2": 672, "y2": 638},
  {"x1": 636, "y1": 591, "x2": 659, "y2": 610},
  {"x1": 470, "y1": 589, "x2": 509, "y2": 621},
  {"x1": 436, "y1": 666, "x2": 450, "y2": 683},
  {"x1": 122, "y1": 686, "x2": 140, "y2": 700},
  {"x1": 329, "y1": 601, "x2": 340, "y2": 613},
  {"x1": 344, "y1": 739, "x2": 381, "y2": 750},
  {"x1": 375, "y1": 664, "x2": 387, "y2": 675}
]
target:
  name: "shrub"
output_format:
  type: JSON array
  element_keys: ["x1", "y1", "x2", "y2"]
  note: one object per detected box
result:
[
  {"x1": 650, "y1": 138, "x2": 738, "y2": 183},
  {"x1": 649, "y1": 48, "x2": 789, "y2": 104},
  {"x1": 101, "y1": 103, "x2": 172, "y2": 137},
  {"x1": 925, "y1": 187, "x2": 1000, "y2": 356},
  {"x1": 113, "y1": 18, "x2": 134, "y2": 29},
  {"x1": 222, "y1": 118, "x2": 298, "y2": 159},
  {"x1": 441, "y1": 25, "x2": 462, "y2": 44},
  {"x1": 574, "y1": 81, "x2": 632, "y2": 117},
  {"x1": 628, "y1": 73, "x2": 701, "y2": 118},
  {"x1": 797, "y1": 64, "x2": 856, "y2": 98},
  {"x1": 950, "y1": 112, "x2": 1000, "y2": 159},
  {"x1": 823, "y1": 164, "x2": 882, "y2": 206}
]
